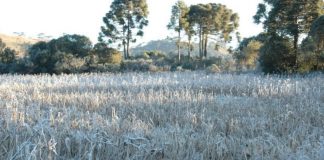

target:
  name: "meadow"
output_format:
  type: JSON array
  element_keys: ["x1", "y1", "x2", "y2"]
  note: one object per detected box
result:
[{"x1": 0, "y1": 72, "x2": 323, "y2": 159}]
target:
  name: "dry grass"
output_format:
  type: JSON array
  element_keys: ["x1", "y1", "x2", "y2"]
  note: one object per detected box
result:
[
  {"x1": 0, "y1": 72, "x2": 323, "y2": 159},
  {"x1": 0, "y1": 34, "x2": 39, "y2": 56}
]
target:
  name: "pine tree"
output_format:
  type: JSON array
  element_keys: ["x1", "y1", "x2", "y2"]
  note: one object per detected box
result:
[
  {"x1": 189, "y1": 3, "x2": 239, "y2": 58},
  {"x1": 100, "y1": 0, "x2": 149, "y2": 59},
  {"x1": 254, "y1": 0, "x2": 324, "y2": 68},
  {"x1": 167, "y1": 0, "x2": 189, "y2": 62}
]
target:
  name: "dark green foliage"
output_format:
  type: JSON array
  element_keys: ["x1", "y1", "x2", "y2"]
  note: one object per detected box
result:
[
  {"x1": 25, "y1": 35, "x2": 125, "y2": 74},
  {"x1": 172, "y1": 56, "x2": 234, "y2": 72},
  {"x1": 52, "y1": 52, "x2": 87, "y2": 74},
  {"x1": 237, "y1": 33, "x2": 268, "y2": 51},
  {"x1": 259, "y1": 35, "x2": 295, "y2": 74},
  {"x1": 28, "y1": 35, "x2": 93, "y2": 74},
  {"x1": 299, "y1": 16, "x2": 324, "y2": 72},
  {"x1": 309, "y1": 15, "x2": 324, "y2": 47},
  {"x1": 7, "y1": 58, "x2": 34, "y2": 74},
  {"x1": 189, "y1": 3, "x2": 239, "y2": 58},
  {"x1": 92, "y1": 43, "x2": 122, "y2": 64},
  {"x1": 142, "y1": 51, "x2": 167, "y2": 61},
  {"x1": 234, "y1": 33, "x2": 268, "y2": 70},
  {"x1": 254, "y1": 0, "x2": 324, "y2": 70},
  {"x1": 121, "y1": 59, "x2": 152, "y2": 72},
  {"x1": 0, "y1": 39, "x2": 17, "y2": 64},
  {"x1": 0, "y1": 39, "x2": 19, "y2": 73},
  {"x1": 49, "y1": 34, "x2": 92, "y2": 58},
  {"x1": 0, "y1": 48, "x2": 16, "y2": 64},
  {"x1": 28, "y1": 41, "x2": 53, "y2": 73},
  {"x1": 235, "y1": 40, "x2": 263, "y2": 70}
]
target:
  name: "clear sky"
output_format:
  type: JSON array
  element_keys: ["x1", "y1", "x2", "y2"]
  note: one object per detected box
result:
[{"x1": 0, "y1": 0, "x2": 263, "y2": 46}]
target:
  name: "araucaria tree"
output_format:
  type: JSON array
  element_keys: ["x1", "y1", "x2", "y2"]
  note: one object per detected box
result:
[
  {"x1": 189, "y1": 3, "x2": 239, "y2": 58},
  {"x1": 100, "y1": 0, "x2": 149, "y2": 59},
  {"x1": 167, "y1": 0, "x2": 189, "y2": 62},
  {"x1": 254, "y1": 0, "x2": 324, "y2": 68}
]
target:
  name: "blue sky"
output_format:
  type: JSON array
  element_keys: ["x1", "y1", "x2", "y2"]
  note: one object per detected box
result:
[{"x1": 0, "y1": 0, "x2": 263, "y2": 46}]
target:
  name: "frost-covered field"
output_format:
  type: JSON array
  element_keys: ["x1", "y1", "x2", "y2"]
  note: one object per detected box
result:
[{"x1": 0, "y1": 72, "x2": 323, "y2": 160}]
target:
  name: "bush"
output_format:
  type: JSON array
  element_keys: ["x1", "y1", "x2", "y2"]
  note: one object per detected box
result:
[
  {"x1": 235, "y1": 40, "x2": 262, "y2": 70},
  {"x1": 206, "y1": 64, "x2": 221, "y2": 73},
  {"x1": 0, "y1": 39, "x2": 18, "y2": 73},
  {"x1": 297, "y1": 51, "x2": 317, "y2": 73},
  {"x1": 53, "y1": 52, "x2": 87, "y2": 74},
  {"x1": 0, "y1": 48, "x2": 17, "y2": 64},
  {"x1": 121, "y1": 59, "x2": 152, "y2": 72},
  {"x1": 8, "y1": 59, "x2": 34, "y2": 74},
  {"x1": 259, "y1": 35, "x2": 295, "y2": 74},
  {"x1": 300, "y1": 36, "x2": 324, "y2": 72},
  {"x1": 143, "y1": 51, "x2": 167, "y2": 60},
  {"x1": 28, "y1": 44, "x2": 54, "y2": 73},
  {"x1": 86, "y1": 63, "x2": 120, "y2": 73},
  {"x1": 27, "y1": 35, "x2": 94, "y2": 74},
  {"x1": 49, "y1": 34, "x2": 92, "y2": 58},
  {"x1": 92, "y1": 43, "x2": 122, "y2": 65}
]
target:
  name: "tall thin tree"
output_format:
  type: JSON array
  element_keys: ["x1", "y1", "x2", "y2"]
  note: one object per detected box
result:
[
  {"x1": 100, "y1": 0, "x2": 149, "y2": 59},
  {"x1": 167, "y1": 0, "x2": 189, "y2": 62}
]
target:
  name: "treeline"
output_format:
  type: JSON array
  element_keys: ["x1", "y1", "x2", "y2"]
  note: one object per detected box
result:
[
  {"x1": 235, "y1": 0, "x2": 324, "y2": 74},
  {"x1": 0, "y1": 0, "x2": 323, "y2": 74},
  {"x1": 0, "y1": 35, "x2": 122, "y2": 74},
  {"x1": 0, "y1": 34, "x2": 234, "y2": 74}
]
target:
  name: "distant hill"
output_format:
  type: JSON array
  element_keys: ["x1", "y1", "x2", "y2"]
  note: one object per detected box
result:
[
  {"x1": 0, "y1": 33, "x2": 40, "y2": 57},
  {"x1": 131, "y1": 39, "x2": 229, "y2": 57}
]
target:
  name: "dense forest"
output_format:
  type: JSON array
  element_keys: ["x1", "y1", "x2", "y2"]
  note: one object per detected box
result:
[{"x1": 0, "y1": 0, "x2": 323, "y2": 74}]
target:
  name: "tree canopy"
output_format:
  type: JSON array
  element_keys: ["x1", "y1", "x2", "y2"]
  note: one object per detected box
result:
[
  {"x1": 100, "y1": 0, "x2": 149, "y2": 59},
  {"x1": 189, "y1": 3, "x2": 239, "y2": 58},
  {"x1": 167, "y1": 0, "x2": 189, "y2": 62},
  {"x1": 254, "y1": 0, "x2": 324, "y2": 68}
]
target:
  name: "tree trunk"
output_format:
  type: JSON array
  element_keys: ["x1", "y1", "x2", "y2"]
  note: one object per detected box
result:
[
  {"x1": 204, "y1": 34, "x2": 208, "y2": 58},
  {"x1": 293, "y1": 34, "x2": 299, "y2": 70},
  {"x1": 199, "y1": 25, "x2": 203, "y2": 59},
  {"x1": 126, "y1": 13, "x2": 131, "y2": 59},
  {"x1": 178, "y1": 30, "x2": 181, "y2": 62},
  {"x1": 126, "y1": 37, "x2": 130, "y2": 59},
  {"x1": 123, "y1": 40, "x2": 127, "y2": 59},
  {"x1": 315, "y1": 41, "x2": 321, "y2": 70},
  {"x1": 188, "y1": 36, "x2": 191, "y2": 60}
]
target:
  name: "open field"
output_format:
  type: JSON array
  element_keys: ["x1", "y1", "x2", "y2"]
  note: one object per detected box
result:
[{"x1": 0, "y1": 72, "x2": 323, "y2": 159}]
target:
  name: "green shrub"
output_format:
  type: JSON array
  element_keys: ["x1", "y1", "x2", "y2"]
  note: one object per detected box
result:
[
  {"x1": 259, "y1": 35, "x2": 295, "y2": 74},
  {"x1": 121, "y1": 59, "x2": 152, "y2": 72},
  {"x1": 92, "y1": 43, "x2": 122, "y2": 65},
  {"x1": 53, "y1": 52, "x2": 87, "y2": 74},
  {"x1": 49, "y1": 34, "x2": 92, "y2": 58},
  {"x1": 206, "y1": 64, "x2": 221, "y2": 73},
  {"x1": 0, "y1": 48, "x2": 17, "y2": 64},
  {"x1": 300, "y1": 36, "x2": 324, "y2": 72},
  {"x1": 87, "y1": 63, "x2": 120, "y2": 73},
  {"x1": 143, "y1": 51, "x2": 167, "y2": 60},
  {"x1": 108, "y1": 50, "x2": 122, "y2": 64}
]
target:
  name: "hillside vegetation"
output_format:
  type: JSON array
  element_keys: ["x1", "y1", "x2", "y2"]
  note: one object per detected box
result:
[
  {"x1": 131, "y1": 39, "x2": 229, "y2": 57},
  {"x1": 0, "y1": 34, "x2": 39, "y2": 57}
]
